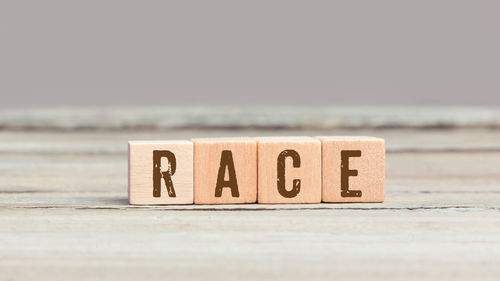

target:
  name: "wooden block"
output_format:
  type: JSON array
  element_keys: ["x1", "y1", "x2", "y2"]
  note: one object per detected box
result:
[
  {"x1": 316, "y1": 136, "x2": 385, "y2": 203},
  {"x1": 128, "y1": 141, "x2": 193, "y2": 205},
  {"x1": 193, "y1": 138, "x2": 257, "y2": 204},
  {"x1": 257, "y1": 137, "x2": 321, "y2": 204}
]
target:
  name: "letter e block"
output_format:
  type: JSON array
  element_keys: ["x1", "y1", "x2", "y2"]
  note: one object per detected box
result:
[
  {"x1": 257, "y1": 137, "x2": 321, "y2": 204},
  {"x1": 193, "y1": 138, "x2": 257, "y2": 204},
  {"x1": 128, "y1": 141, "x2": 193, "y2": 205},
  {"x1": 316, "y1": 136, "x2": 385, "y2": 203}
]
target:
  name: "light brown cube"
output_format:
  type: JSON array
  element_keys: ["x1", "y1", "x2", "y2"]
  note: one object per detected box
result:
[
  {"x1": 193, "y1": 138, "x2": 257, "y2": 204},
  {"x1": 316, "y1": 136, "x2": 385, "y2": 203},
  {"x1": 128, "y1": 141, "x2": 193, "y2": 205},
  {"x1": 257, "y1": 137, "x2": 321, "y2": 204}
]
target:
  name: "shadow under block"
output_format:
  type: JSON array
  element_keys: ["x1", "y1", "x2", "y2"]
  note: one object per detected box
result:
[
  {"x1": 193, "y1": 138, "x2": 257, "y2": 204},
  {"x1": 257, "y1": 137, "x2": 322, "y2": 204},
  {"x1": 316, "y1": 136, "x2": 385, "y2": 203},
  {"x1": 128, "y1": 141, "x2": 194, "y2": 205}
]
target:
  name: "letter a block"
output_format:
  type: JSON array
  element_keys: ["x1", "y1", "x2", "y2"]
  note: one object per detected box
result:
[
  {"x1": 193, "y1": 138, "x2": 257, "y2": 204},
  {"x1": 316, "y1": 136, "x2": 385, "y2": 203},
  {"x1": 128, "y1": 141, "x2": 193, "y2": 205},
  {"x1": 257, "y1": 137, "x2": 321, "y2": 204}
]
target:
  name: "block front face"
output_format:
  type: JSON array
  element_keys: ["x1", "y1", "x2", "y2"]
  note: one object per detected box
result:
[
  {"x1": 193, "y1": 138, "x2": 257, "y2": 204},
  {"x1": 317, "y1": 136, "x2": 385, "y2": 203},
  {"x1": 128, "y1": 141, "x2": 193, "y2": 205},
  {"x1": 257, "y1": 137, "x2": 321, "y2": 204}
]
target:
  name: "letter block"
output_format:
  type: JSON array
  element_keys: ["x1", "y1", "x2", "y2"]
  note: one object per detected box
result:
[
  {"x1": 257, "y1": 137, "x2": 321, "y2": 204},
  {"x1": 193, "y1": 138, "x2": 257, "y2": 204},
  {"x1": 316, "y1": 136, "x2": 385, "y2": 202},
  {"x1": 128, "y1": 141, "x2": 194, "y2": 205}
]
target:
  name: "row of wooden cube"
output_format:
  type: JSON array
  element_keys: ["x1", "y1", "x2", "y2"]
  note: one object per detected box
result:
[{"x1": 128, "y1": 136, "x2": 385, "y2": 205}]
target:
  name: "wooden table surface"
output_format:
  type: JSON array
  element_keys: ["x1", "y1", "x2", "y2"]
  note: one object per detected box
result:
[{"x1": 0, "y1": 107, "x2": 499, "y2": 281}]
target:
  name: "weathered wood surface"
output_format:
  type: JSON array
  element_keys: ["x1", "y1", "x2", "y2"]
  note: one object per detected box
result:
[
  {"x1": 0, "y1": 107, "x2": 499, "y2": 281},
  {"x1": 1, "y1": 106, "x2": 500, "y2": 130}
]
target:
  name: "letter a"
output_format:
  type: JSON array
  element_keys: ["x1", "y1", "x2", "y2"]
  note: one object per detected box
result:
[{"x1": 214, "y1": 150, "x2": 240, "y2": 197}]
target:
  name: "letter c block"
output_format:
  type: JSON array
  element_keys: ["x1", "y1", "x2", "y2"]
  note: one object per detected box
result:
[{"x1": 257, "y1": 137, "x2": 321, "y2": 204}]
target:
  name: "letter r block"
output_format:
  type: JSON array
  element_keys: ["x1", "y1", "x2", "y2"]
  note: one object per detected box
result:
[
  {"x1": 316, "y1": 136, "x2": 385, "y2": 203},
  {"x1": 128, "y1": 141, "x2": 193, "y2": 205},
  {"x1": 257, "y1": 137, "x2": 321, "y2": 204},
  {"x1": 193, "y1": 138, "x2": 257, "y2": 204}
]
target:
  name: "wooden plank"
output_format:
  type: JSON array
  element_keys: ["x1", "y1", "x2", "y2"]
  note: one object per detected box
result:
[
  {"x1": 1, "y1": 106, "x2": 499, "y2": 130},
  {"x1": 0, "y1": 151, "x2": 498, "y2": 209},
  {"x1": 1, "y1": 129, "x2": 500, "y2": 155},
  {"x1": 0, "y1": 208, "x2": 499, "y2": 281}
]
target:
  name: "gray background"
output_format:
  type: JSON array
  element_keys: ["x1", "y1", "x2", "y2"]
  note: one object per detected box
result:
[{"x1": 2, "y1": 0, "x2": 499, "y2": 107}]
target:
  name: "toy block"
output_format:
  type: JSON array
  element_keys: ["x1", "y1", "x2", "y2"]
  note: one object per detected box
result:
[
  {"x1": 128, "y1": 140, "x2": 193, "y2": 205},
  {"x1": 256, "y1": 137, "x2": 321, "y2": 204},
  {"x1": 193, "y1": 138, "x2": 257, "y2": 204},
  {"x1": 316, "y1": 136, "x2": 385, "y2": 203}
]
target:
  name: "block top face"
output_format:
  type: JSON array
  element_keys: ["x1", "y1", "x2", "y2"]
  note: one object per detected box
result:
[
  {"x1": 255, "y1": 136, "x2": 320, "y2": 144},
  {"x1": 315, "y1": 136, "x2": 384, "y2": 142}
]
